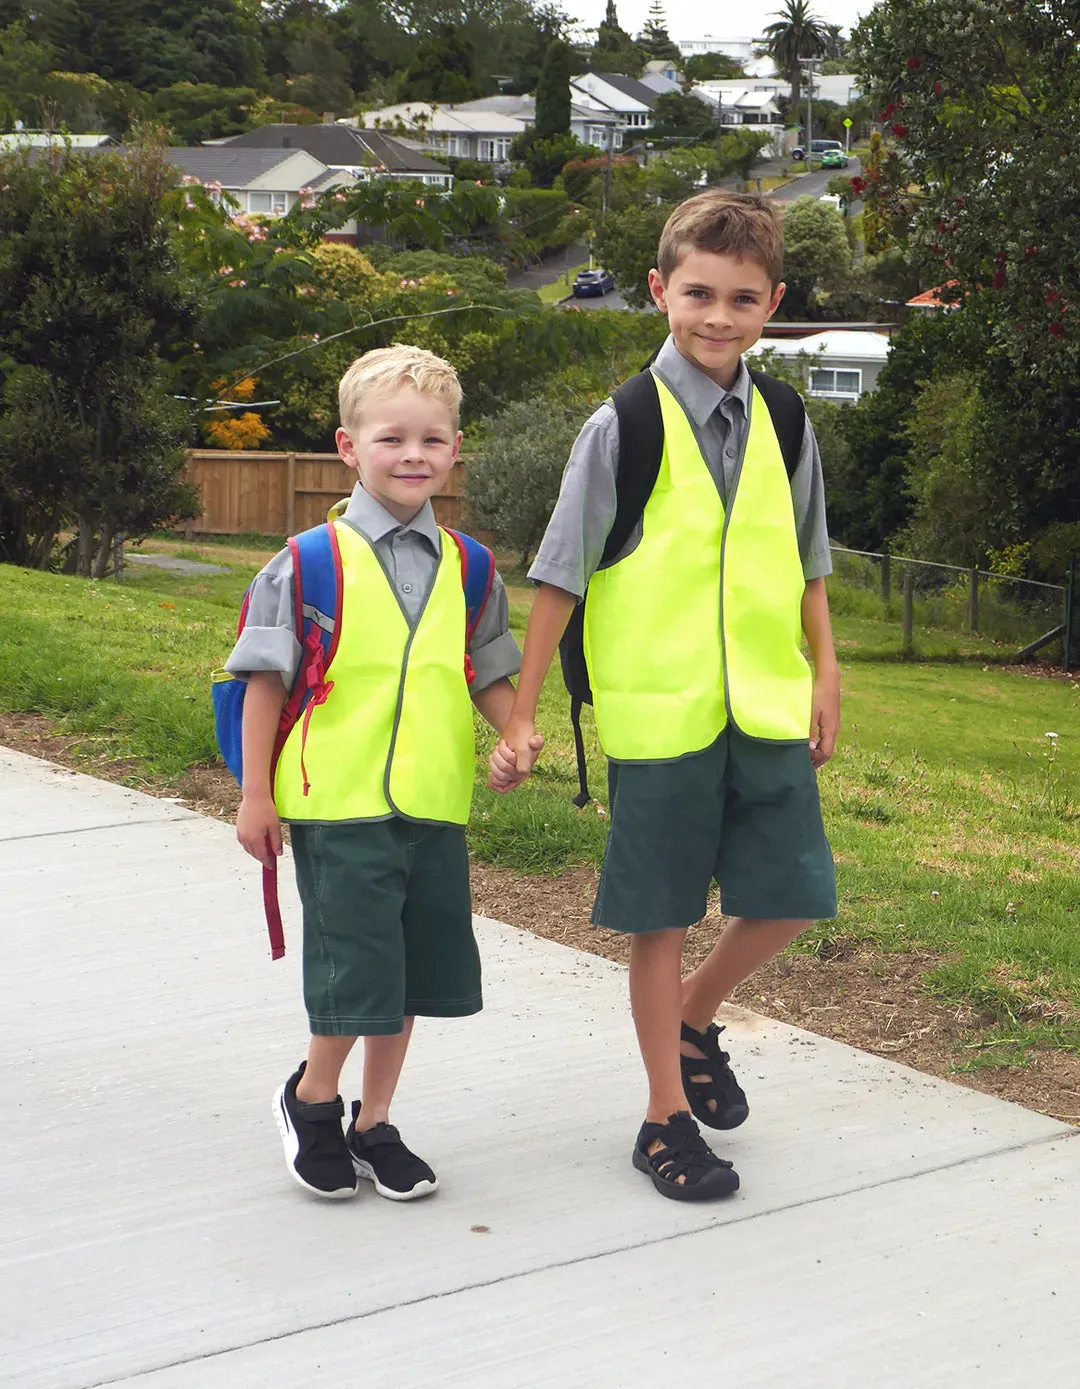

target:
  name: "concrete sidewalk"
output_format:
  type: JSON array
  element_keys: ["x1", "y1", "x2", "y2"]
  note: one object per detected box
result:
[{"x1": 2, "y1": 745, "x2": 1077, "y2": 1389}]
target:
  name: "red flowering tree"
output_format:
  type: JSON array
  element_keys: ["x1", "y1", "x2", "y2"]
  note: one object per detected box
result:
[{"x1": 850, "y1": 0, "x2": 1080, "y2": 367}]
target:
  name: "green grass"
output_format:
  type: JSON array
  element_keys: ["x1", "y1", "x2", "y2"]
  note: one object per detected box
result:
[
  {"x1": 3, "y1": 550, "x2": 1079, "y2": 1040},
  {"x1": 536, "y1": 261, "x2": 589, "y2": 306}
]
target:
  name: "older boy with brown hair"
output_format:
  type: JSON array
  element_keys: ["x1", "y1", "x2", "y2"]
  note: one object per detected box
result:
[{"x1": 491, "y1": 191, "x2": 840, "y2": 1201}]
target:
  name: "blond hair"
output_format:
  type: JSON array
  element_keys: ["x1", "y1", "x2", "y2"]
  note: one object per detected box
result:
[
  {"x1": 338, "y1": 344, "x2": 463, "y2": 435},
  {"x1": 657, "y1": 190, "x2": 784, "y2": 286}
]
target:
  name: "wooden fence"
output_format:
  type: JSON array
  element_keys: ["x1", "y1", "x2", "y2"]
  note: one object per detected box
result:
[{"x1": 183, "y1": 450, "x2": 468, "y2": 536}]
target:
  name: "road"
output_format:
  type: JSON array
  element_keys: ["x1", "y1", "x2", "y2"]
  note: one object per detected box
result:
[{"x1": 770, "y1": 156, "x2": 862, "y2": 202}]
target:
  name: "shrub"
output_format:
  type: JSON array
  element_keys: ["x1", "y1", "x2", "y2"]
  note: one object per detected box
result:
[{"x1": 465, "y1": 397, "x2": 583, "y2": 565}]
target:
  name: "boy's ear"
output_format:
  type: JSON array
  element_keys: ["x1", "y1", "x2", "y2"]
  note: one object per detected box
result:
[
  {"x1": 336, "y1": 426, "x2": 359, "y2": 471},
  {"x1": 452, "y1": 428, "x2": 463, "y2": 461},
  {"x1": 647, "y1": 268, "x2": 667, "y2": 312},
  {"x1": 766, "y1": 281, "x2": 786, "y2": 319}
]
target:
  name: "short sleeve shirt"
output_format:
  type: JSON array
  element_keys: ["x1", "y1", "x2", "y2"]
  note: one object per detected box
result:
[
  {"x1": 527, "y1": 335, "x2": 833, "y2": 598},
  {"x1": 225, "y1": 484, "x2": 521, "y2": 693}
]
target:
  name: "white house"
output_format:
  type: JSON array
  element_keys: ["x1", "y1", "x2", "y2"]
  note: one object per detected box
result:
[
  {"x1": 348, "y1": 104, "x2": 525, "y2": 163},
  {"x1": 570, "y1": 72, "x2": 659, "y2": 145},
  {"x1": 0, "y1": 131, "x2": 116, "y2": 150},
  {"x1": 701, "y1": 74, "x2": 863, "y2": 105},
  {"x1": 691, "y1": 84, "x2": 785, "y2": 155},
  {"x1": 746, "y1": 330, "x2": 891, "y2": 401},
  {"x1": 450, "y1": 94, "x2": 620, "y2": 154}
]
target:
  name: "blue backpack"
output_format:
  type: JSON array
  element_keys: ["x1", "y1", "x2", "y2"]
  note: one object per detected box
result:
[{"x1": 213, "y1": 516, "x2": 495, "y2": 958}]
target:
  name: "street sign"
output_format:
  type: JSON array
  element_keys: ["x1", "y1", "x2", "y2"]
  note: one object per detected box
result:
[{"x1": 843, "y1": 117, "x2": 853, "y2": 127}]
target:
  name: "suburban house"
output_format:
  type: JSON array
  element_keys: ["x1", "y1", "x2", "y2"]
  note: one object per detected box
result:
[
  {"x1": 218, "y1": 123, "x2": 451, "y2": 188},
  {"x1": 450, "y1": 94, "x2": 620, "y2": 155},
  {"x1": 569, "y1": 72, "x2": 660, "y2": 146},
  {"x1": 746, "y1": 329, "x2": 891, "y2": 401},
  {"x1": 162, "y1": 146, "x2": 360, "y2": 240},
  {"x1": 348, "y1": 104, "x2": 525, "y2": 164},
  {"x1": 689, "y1": 83, "x2": 784, "y2": 155},
  {"x1": 640, "y1": 59, "x2": 683, "y2": 92},
  {"x1": 701, "y1": 74, "x2": 862, "y2": 106},
  {"x1": 906, "y1": 282, "x2": 960, "y2": 312},
  {"x1": 0, "y1": 130, "x2": 116, "y2": 150}
]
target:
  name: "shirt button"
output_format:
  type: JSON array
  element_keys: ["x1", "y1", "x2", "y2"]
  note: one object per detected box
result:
[
  {"x1": 725, "y1": 447, "x2": 735, "y2": 458},
  {"x1": 401, "y1": 582, "x2": 413, "y2": 593},
  {"x1": 394, "y1": 532, "x2": 407, "y2": 543}
]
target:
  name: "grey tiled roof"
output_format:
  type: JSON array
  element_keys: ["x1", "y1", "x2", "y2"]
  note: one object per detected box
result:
[
  {"x1": 161, "y1": 147, "x2": 298, "y2": 186},
  {"x1": 583, "y1": 72, "x2": 660, "y2": 107},
  {"x1": 222, "y1": 124, "x2": 449, "y2": 175}
]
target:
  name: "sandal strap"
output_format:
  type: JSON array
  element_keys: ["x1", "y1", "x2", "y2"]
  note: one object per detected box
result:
[
  {"x1": 681, "y1": 1020, "x2": 730, "y2": 1063},
  {"x1": 640, "y1": 1114, "x2": 734, "y2": 1186}
]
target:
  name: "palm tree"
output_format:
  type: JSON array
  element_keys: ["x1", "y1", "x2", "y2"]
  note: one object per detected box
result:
[{"x1": 761, "y1": 0, "x2": 829, "y2": 104}]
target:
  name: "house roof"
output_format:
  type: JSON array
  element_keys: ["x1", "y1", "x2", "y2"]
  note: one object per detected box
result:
[
  {"x1": 0, "y1": 131, "x2": 115, "y2": 149},
  {"x1": 749, "y1": 330, "x2": 891, "y2": 361},
  {"x1": 161, "y1": 146, "x2": 305, "y2": 187},
  {"x1": 220, "y1": 124, "x2": 448, "y2": 175},
  {"x1": 355, "y1": 104, "x2": 525, "y2": 136},
  {"x1": 639, "y1": 73, "x2": 682, "y2": 96},
  {"x1": 584, "y1": 72, "x2": 660, "y2": 108},
  {"x1": 906, "y1": 281, "x2": 960, "y2": 308}
]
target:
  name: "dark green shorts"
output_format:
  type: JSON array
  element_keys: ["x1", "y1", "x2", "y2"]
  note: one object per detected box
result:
[
  {"x1": 592, "y1": 727, "x2": 837, "y2": 934},
  {"x1": 290, "y1": 819, "x2": 482, "y2": 1037}
]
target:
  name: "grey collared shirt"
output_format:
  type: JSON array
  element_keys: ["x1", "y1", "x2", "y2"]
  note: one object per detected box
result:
[
  {"x1": 225, "y1": 484, "x2": 521, "y2": 693},
  {"x1": 527, "y1": 334, "x2": 833, "y2": 598}
]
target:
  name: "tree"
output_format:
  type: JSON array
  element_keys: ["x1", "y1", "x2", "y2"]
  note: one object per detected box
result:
[
  {"x1": 645, "y1": 89, "x2": 716, "y2": 141},
  {"x1": 0, "y1": 143, "x2": 198, "y2": 572},
  {"x1": 774, "y1": 196, "x2": 850, "y2": 317},
  {"x1": 0, "y1": 20, "x2": 54, "y2": 127},
  {"x1": 153, "y1": 81, "x2": 258, "y2": 143},
  {"x1": 636, "y1": 0, "x2": 680, "y2": 65},
  {"x1": 594, "y1": 203, "x2": 669, "y2": 308},
  {"x1": 682, "y1": 52, "x2": 745, "y2": 83},
  {"x1": 760, "y1": 0, "x2": 828, "y2": 104},
  {"x1": 534, "y1": 38, "x2": 571, "y2": 139},
  {"x1": 399, "y1": 21, "x2": 482, "y2": 102},
  {"x1": 509, "y1": 129, "x2": 584, "y2": 189},
  {"x1": 589, "y1": 0, "x2": 644, "y2": 77}
]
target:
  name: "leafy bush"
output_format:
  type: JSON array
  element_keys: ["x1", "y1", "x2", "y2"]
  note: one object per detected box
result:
[{"x1": 465, "y1": 397, "x2": 584, "y2": 565}]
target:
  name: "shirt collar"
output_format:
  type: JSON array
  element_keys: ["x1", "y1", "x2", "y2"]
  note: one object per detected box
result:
[
  {"x1": 341, "y1": 482, "x2": 441, "y2": 552},
  {"x1": 650, "y1": 334, "x2": 752, "y2": 428}
]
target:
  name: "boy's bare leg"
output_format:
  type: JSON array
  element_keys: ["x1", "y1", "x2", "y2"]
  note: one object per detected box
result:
[
  {"x1": 630, "y1": 929, "x2": 691, "y2": 1124},
  {"x1": 295, "y1": 1035, "x2": 357, "y2": 1104},
  {"x1": 681, "y1": 917, "x2": 811, "y2": 1035},
  {"x1": 355, "y1": 1016, "x2": 415, "y2": 1130}
]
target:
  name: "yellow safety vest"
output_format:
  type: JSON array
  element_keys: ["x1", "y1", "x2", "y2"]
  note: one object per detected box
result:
[
  {"x1": 274, "y1": 520, "x2": 475, "y2": 823},
  {"x1": 583, "y1": 374, "x2": 811, "y2": 760}
]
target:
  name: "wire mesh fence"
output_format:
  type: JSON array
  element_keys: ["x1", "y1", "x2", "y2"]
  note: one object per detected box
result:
[{"x1": 828, "y1": 545, "x2": 1071, "y2": 663}]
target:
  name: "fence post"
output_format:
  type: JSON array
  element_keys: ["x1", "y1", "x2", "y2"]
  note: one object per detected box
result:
[
  {"x1": 902, "y1": 568, "x2": 914, "y2": 655},
  {"x1": 968, "y1": 566, "x2": 979, "y2": 633},
  {"x1": 880, "y1": 552, "x2": 891, "y2": 608},
  {"x1": 285, "y1": 452, "x2": 296, "y2": 536},
  {"x1": 1065, "y1": 552, "x2": 1077, "y2": 674}
]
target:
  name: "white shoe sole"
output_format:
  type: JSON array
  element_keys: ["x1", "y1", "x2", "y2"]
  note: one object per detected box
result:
[
  {"x1": 272, "y1": 1083, "x2": 356, "y2": 1201},
  {"x1": 350, "y1": 1155, "x2": 439, "y2": 1201}
]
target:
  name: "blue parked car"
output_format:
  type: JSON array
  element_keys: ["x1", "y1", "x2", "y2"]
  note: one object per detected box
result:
[{"x1": 572, "y1": 268, "x2": 616, "y2": 297}]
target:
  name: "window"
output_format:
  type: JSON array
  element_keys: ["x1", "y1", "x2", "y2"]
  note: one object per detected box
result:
[
  {"x1": 478, "y1": 138, "x2": 511, "y2": 161},
  {"x1": 445, "y1": 135, "x2": 469, "y2": 156},
  {"x1": 588, "y1": 125, "x2": 607, "y2": 146},
  {"x1": 247, "y1": 191, "x2": 288, "y2": 215},
  {"x1": 809, "y1": 367, "x2": 862, "y2": 399}
]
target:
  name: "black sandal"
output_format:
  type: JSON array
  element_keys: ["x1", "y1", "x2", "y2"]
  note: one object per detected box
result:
[
  {"x1": 680, "y1": 1021, "x2": 750, "y2": 1130},
  {"x1": 632, "y1": 1111, "x2": 740, "y2": 1201}
]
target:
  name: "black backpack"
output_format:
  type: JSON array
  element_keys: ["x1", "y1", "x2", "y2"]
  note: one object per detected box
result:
[{"x1": 558, "y1": 362, "x2": 807, "y2": 806}]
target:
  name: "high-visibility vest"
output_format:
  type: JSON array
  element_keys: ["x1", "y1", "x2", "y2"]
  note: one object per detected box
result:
[
  {"x1": 583, "y1": 375, "x2": 811, "y2": 760},
  {"x1": 274, "y1": 520, "x2": 475, "y2": 823}
]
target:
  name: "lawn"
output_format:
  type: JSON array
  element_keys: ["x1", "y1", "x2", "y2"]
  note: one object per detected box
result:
[
  {"x1": 2, "y1": 546, "x2": 1079, "y2": 1064},
  {"x1": 535, "y1": 260, "x2": 590, "y2": 305}
]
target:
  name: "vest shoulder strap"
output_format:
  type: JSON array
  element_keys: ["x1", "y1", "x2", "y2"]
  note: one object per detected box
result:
[{"x1": 746, "y1": 368, "x2": 806, "y2": 480}]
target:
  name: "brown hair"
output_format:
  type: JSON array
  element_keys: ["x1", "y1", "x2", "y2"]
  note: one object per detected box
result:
[{"x1": 657, "y1": 190, "x2": 784, "y2": 286}]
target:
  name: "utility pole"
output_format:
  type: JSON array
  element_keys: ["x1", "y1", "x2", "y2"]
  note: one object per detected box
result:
[{"x1": 799, "y1": 57, "x2": 823, "y2": 169}]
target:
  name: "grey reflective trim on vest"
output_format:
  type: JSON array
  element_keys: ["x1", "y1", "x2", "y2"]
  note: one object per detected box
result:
[
  {"x1": 382, "y1": 541, "x2": 443, "y2": 817},
  {"x1": 301, "y1": 603, "x2": 335, "y2": 634}
]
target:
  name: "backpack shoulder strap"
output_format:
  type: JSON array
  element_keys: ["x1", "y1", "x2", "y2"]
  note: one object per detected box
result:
[
  {"x1": 604, "y1": 367, "x2": 665, "y2": 565},
  {"x1": 445, "y1": 527, "x2": 495, "y2": 641},
  {"x1": 746, "y1": 368, "x2": 806, "y2": 480},
  {"x1": 289, "y1": 520, "x2": 343, "y2": 674}
]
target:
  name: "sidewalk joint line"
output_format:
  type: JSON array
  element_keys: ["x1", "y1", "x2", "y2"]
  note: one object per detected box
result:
[
  {"x1": 0, "y1": 816, "x2": 193, "y2": 845},
  {"x1": 86, "y1": 1125, "x2": 1078, "y2": 1388}
]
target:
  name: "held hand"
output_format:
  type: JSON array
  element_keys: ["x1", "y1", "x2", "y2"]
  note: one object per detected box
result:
[
  {"x1": 236, "y1": 793, "x2": 283, "y2": 868},
  {"x1": 487, "y1": 719, "x2": 545, "y2": 793},
  {"x1": 809, "y1": 667, "x2": 841, "y2": 769}
]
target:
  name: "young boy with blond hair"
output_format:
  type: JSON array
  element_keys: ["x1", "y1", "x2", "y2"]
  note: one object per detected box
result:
[
  {"x1": 491, "y1": 191, "x2": 840, "y2": 1201},
  {"x1": 229, "y1": 344, "x2": 532, "y2": 1200}
]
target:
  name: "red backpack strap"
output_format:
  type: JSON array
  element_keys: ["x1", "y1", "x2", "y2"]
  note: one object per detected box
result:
[{"x1": 445, "y1": 527, "x2": 495, "y2": 686}]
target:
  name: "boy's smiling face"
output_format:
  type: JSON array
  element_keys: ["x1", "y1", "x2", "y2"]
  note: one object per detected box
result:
[
  {"x1": 648, "y1": 250, "x2": 785, "y2": 390},
  {"x1": 336, "y1": 385, "x2": 461, "y2": 525}
]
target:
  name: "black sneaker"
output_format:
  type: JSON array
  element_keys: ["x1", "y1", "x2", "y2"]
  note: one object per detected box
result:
[
  {"x1": 272, "y1": 1062, "x2": 357, "y2": 1200},
  {"x1": 345, "y1": 1101, "x2": 438, "y2": 1201},
  {"x1": 632, "y1": 1110, "x2": 740, "y2": 1202}
]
